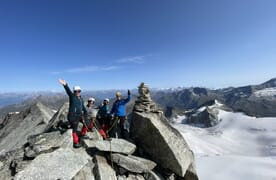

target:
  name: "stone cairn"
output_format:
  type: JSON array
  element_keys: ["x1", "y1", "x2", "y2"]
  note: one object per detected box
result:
[{"x1": 134, "y1": 82, "x2": 160, "y2": 113}]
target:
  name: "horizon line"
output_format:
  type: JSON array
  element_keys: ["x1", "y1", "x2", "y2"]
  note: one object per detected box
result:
[{"x1": 0, "y1": 77, "x2": 275, "y2": 94}]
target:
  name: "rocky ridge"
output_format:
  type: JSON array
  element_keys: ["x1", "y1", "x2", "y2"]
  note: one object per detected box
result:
[{"x1": 0, "y1": 83, "x2": 198, "y2": 180}]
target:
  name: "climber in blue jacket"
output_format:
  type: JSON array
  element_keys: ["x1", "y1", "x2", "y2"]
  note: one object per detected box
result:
[{"x1": 110, "y1": 90, "x2": 131, "y2": 138}]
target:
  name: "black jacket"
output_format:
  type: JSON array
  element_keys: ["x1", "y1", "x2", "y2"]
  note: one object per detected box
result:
[{"x1": 63, "y1": 84, "x2": 87, "y2": 116}]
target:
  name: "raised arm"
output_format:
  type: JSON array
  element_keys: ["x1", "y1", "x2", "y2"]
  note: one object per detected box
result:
[
  {"x1": 124, "y1": 90, "x2": 131, "y2": 104},
  {"x1": 58, "y1": 79, "x2": 66, "y2": 86},
  {"x1": 58, "y1": 79, "x2": 73, "y2": 97}
]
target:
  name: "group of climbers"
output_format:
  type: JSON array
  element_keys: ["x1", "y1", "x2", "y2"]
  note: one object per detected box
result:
[{"x1": 58, "y1": 79, "x2": 131, "y2": 148}]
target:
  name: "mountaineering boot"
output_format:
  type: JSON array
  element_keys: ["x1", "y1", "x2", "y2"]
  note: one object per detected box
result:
[
  {"x1": 99, "y1": 128, "x2": 107, "y2": 140},
  {"x1": 80, "y1": 135, "x2": 89, "y2": 139},
  {"x1": 80, "y1": 126, "x2": 89, "y2": 139},
  {"x1": 72, "y1": 132, "x2": 81, "y2": 148},
  {"x1": 72, "y1": 132, "x2": 79, "y2": 143},
  {"x1": 72, "y1": 133, "x2": 81, "y2": 148},
  {"x1": 80, "y1": 126, "x2": 88, "y2": 136},
  {"x1": 73, "y1": 143, "x2": 82, "y2": 148}
]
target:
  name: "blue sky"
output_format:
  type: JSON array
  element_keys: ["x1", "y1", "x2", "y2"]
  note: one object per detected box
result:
[{"x1": 0, "y1": 0, "x2": 276, "y2": 92}]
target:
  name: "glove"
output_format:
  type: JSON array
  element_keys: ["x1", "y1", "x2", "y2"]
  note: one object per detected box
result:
[{"x1": 128, "y1": 90, "x2": 131, "y2": 96}]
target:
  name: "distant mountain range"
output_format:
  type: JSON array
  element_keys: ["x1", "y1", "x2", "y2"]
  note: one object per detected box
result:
[
  {"x1": 152, "y1": 78, "x2": 276, "y2": 118},
  {"x1": 1, "y1": 78, "x2": 276, "y2": 121},
  {"x1": 0, "y1": 90, "x2": 131, "y2": 120},
  {"x1": 0, "y1": 93, "x2": 33, "y2": 108}
]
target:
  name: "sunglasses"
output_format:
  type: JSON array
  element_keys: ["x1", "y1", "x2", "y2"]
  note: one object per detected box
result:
[{"x1": 74, "y1": 90, "x2": 81, "y2": 93}]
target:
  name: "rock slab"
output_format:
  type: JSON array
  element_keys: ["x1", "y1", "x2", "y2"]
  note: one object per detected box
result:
[
  {"x1": 25, "y1": 131, "x2": 64, "y2": 158},
  {"x1": 15, "y1": 148, "x2": 88, "y2": 180},
  {"x1": 130, "y1": 111, "x2": 198, "y2": 179},
  {"x1": 84, "y1": 138, "x2": 136, "y2": 155},
  {"x1": 111, "y1": 153, "x2": 156, "y2": 173},
  {"x1": 72, "y1": 160, "x2": 95, "y2": 180},
  {"x1": 144, "y1": 171, "x2": 165, "y2": 180},
  {"x1": 93, "y1": 155, "x2": 117, "y2": 180}
]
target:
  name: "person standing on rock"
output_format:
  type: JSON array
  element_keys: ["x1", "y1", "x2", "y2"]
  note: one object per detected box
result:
[
  {"x1": 84, "y1": 97, "x2": 97, "y2": 132},
  {"x1": 97, "y1": 98, "x2": 110, "y2": 139},
  {"x1": 110, "y1": 90, "x2": 131, "y2": 138},
  {"x1": 58, "y1": 79, "x2": 88, "y2": 148}
]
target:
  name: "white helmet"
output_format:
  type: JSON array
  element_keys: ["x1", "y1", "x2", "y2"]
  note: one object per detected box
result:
[
  {"x1": 104, "y1": 98, "x2": 109, "y2": 102},
  {"x1": 73, "y1": 86, "x2": 81, "y2": 91},
  {"x1": 88, "y1": 97, "x2": 95, "y2": 102}
]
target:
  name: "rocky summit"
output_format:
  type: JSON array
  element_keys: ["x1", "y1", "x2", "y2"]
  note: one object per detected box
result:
[
  {"x1": 130, "y1": 83, "x2": 198, "y2": 179},
  {"x1": 0, "y1": 83, "x2": 198, "y2": 180}
]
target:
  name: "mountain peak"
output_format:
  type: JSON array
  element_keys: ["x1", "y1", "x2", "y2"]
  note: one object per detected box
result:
[
  {"x1": 0, "y1": 101, "x2": 55, "y2": 154},
  {"x1": 21, "y1": 101, "x2": 54, "y2": 121},
  {"x1": 261, "y1": 78, "x2": 276, "y2": 87}
]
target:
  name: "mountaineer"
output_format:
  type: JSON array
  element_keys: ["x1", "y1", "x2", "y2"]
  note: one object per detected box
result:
[
  {"x1": 110, "y1": 90, "x2": 131, "y2": 138},
  {"x1": 97, "y1": 98, "x2": 110, "y2": 139},
  {"x1": 58, "y1": 79, "x2": 88, "y2": 148},
  {"x1": 84, "y1": 97, "x2": 98, "y2": 132}
]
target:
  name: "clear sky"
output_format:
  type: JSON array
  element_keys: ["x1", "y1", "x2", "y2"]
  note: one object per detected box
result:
[{"x1": 0, "y1": 0, "x2": 276, "y2": 92}]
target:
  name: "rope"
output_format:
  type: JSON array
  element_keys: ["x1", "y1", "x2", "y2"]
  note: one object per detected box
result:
[
  {"x1": 91, "y1": 117, "x2": 100, "y2": 131},
  {"x1": 106, "y1": 116, "x2": 119, "y2": 134},
  {"x1": 91, "y1": 118, "x2": 101, "y2": 139},
  {"x1": 107, "y1": 117, "x2": 120, "y2": 169},
  {"x1": 83, "y1": 115, "x2": 114, "y2": 168},
  {"x1": 82, "y1": 116, "x2": 100, "y2": 139},
  {"x1": 81, "y1": 116, "x2": 89, "y2": 129},
  {"x1": 109, "y1": 138, "x2": 114, "y2": 168}
]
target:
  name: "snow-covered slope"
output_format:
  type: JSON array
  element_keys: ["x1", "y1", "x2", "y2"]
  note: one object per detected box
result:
[
  {"x1": 254, "y1": 87, "x2": 276, "y2": 97},
  {"x1": 173, "y1": 110, "x2": 276, "y2": 180}
]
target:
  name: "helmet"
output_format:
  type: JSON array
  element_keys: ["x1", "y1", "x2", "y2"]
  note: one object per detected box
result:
[
  {"x1": 104, "y1": 98, "x2": 109, "y2": 102},
  {"x1": 116, "y1": 91, "x2": 121, "y2": 97},
  {"x1": 73, "y1": 86, "x2": 81, "y2": 91},
  {"x1": 88, "y1": 97, "x2": 95, "y2": 102}
]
